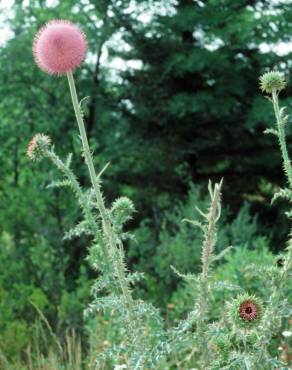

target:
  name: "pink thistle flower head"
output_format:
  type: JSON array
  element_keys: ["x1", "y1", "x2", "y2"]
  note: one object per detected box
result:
[
  {"x1": 239, "y1": 300, "x2": 258, "y2": 321},
  {"x1": 33, "y1": 20, "x2": 87, "y2": 75}
]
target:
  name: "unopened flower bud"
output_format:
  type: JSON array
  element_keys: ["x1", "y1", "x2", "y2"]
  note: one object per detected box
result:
[
  {"x1": 259, "y1": 71, "x2": 286, "y2": 94},
  {"x1": 27, "y1": 134, "x2": 51, "y2": 161}
]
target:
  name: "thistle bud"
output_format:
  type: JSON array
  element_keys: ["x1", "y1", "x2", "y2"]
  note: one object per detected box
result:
[
  {"x1": 259, "y1": 71, "x2": 286, "y2": 94},
  {"x1": 27, "y1": 134, "x2": 51, "y2": 161}
]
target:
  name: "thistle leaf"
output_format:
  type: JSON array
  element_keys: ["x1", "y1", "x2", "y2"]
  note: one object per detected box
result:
[
  {"x1": 47, "y1": 179, "x2": 71, "y2": 189},
  {"x1": 182, "y1": 218, "x2": 206, "y2": 232},
  {"x1": 211, "y1": 245, "x2": 233, "y2": 263}
]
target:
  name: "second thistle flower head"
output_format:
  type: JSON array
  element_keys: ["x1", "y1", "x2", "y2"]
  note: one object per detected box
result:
[
  {"x1": 33, "y1": 20, "x2": 87, "y2": 75},
  {"x1": 228, "y1": 293, "x2": 263, "y2": 329},
  {"x1": 259, "y1": 71, "x2": 286, "y2": 94},
  {"x1": 27, "y1": 134, "x2": 51, "y2": 161}
]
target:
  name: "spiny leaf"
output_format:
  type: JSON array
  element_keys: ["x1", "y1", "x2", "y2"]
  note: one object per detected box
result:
[
  {"x1": 63, "y1": 220, "x2": 91, "y2": 240},
  {"x1": 210, "y1": 280, "x2": 242, "y2": 292},
  {"x1": 182, "y1": 218, "x2": 206, "y2": 232},
  {"x1": 271, "y1": 187, "x2": 292, "y2": 204},
  {"x1": 211, "y1": 245, "x2": 233, "y2": 263},
  {"x1": 46, "y1": 179, "x2": 71, "y2": 189},
  {"x1": 170, "y1": 265, "x2": 198, "y2": 283},
  {"x1": 264, "y1": 128, "x2": 278, "y2": 136}
]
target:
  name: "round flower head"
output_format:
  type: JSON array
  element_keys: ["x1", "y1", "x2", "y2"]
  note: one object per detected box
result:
[
  {"x1": 227, "y1": 293, "x2": 263, "y2": 329},
  {"x1": 259, "y1": 71, "x2": 286, "y2": 94},
  {"x1": 33, "y1": 20, "x2": 87, "y2": 75},
  {"x1": 27, "y1": 134, "x2": 51, "y2": 161}
]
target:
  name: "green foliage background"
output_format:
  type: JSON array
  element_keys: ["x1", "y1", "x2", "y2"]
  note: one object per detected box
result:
[{"x1": 0, "y1": 0, "x2": 291, "y2": 366}]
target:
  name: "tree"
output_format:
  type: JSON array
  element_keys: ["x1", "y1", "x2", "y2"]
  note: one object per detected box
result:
[{"x1": 105, "y1": 0, "x2": 292, "y2": 246}]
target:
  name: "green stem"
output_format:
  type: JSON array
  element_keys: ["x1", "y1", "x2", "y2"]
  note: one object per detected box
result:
[
  {"x1": 66, "y1": 71, "x2": 133, "y2": 307},
  {"x1": 258, "y1": 91, "x2": 292, "y2": 364},
  {"x1": 198, "y1": 181, "x2": 222, "y2": 368},
  {"x1": 272, "y1": 90, "x2": 292, "y2": 188},
  {"x1": 271, "y1": 90, "x2": 292, "y2": 299}
]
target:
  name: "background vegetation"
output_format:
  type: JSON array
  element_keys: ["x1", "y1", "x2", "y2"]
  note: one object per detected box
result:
[{"x1": 0, "y1": 0, "x2": 291, "y2": 368}]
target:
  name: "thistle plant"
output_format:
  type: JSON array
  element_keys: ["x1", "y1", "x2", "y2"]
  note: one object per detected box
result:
[
  {"x1": 27, "y1": 20, "x2": 292, "y2": 369},
  {"x1": 33, "y1": 20, "x2": 133, "y2": 311},
  {"x1": 192, "y1": 180, "x2": 225, "y2": 367},
  {"x1": 199, "y1": 71, "x2": 292, "y2": 369},
  {"x1": 161, "y1": 180, "x2": 232, "y2": 368},
  {"x1": 30, "y1": 20, "x2": 163, "y2": 369},
  {"x1": 260, "y1": 71, "x2": 292, "y2": 187},
  {"x1": 150, "y1": 71, "x2": 292, "y2": 368},
  {"x1": 259, "y1": 70, "x2": 292, "y2": 289},
  {"x1": 254, "y1": 71, "x2": 292, "y2": 367}
]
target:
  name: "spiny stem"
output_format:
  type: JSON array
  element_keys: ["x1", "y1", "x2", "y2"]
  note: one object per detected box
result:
[
  {"x1": 257, "y1": 86, "x2": 292, "y2": 361},
  {"x1": 197, "y1": 180, "x2": 222, "y2": 367},
  {"x1": 66, "y1": 71, "x2": 133, "y2": 308},
  {"x1": 271, "y1": 90, "x2": 292, "y2": 305},
  {"x1": 272, "y1": 90, "x2": 292, "y2": 188}
]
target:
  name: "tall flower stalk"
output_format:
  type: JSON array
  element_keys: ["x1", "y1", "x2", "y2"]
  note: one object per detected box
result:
[
  {"x1": 33, "y1": 19, "x2": 134, "y2": 309},
  {"x1": 260, "y1": 71, "x2": 292, "y2": 188},
  {"x1": 272, "y1": 91, "x2": 292, "y2": 188},
  {"x1": 66, "y1": 70, "x2": 134, "y2": 309},
  {"x1": 258, "y1": 71, "x2": 292, "y2": 364},
  {"x1": 259, "y1": 71, "x2": 292, "y2": 277}
]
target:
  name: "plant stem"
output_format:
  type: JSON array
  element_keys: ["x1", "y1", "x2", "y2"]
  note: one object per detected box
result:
[
  {"x1": 198, "y1": 181, "x2": 222, "y2": 368},
  {"x1": 271, "y1": 90, "x2": 292, "y2": 316},
  {"x1": 66, "y1": 71, "x2": 133, "y2": 307},
  {"x1": 257, "y1": 89, "x2": 292, "y2": 364},
  {"x1": 272, "y1": 90, "x2": 292, "y2": 188}
]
